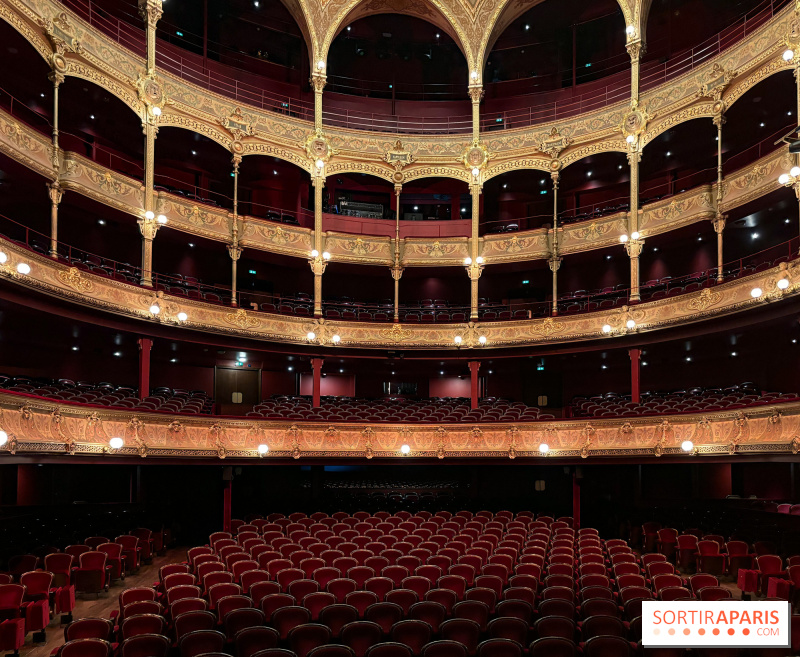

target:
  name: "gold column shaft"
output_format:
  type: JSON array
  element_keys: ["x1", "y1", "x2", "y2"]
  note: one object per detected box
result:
[
  {"x1": 313, "y1": 176, "x2": 324, "y2": 318},
  {"x1": 393, "y1": 185, "x2": 402, "y2": 323},
  {"x1": 230, "y1": 156, "x2": 241, "y2": 307},
  {"x1": 714, "y1": 116, "x2": 726, "y2": 282},
  {"x1": 47, "y1": 182, "x2": 62, "y2": 257},
  {"x1": 469, "y1": 184, "x2": 481, "y2": 320},
  {"x1": 550, "y1": 173, "x2": 560, "y2": 316}
]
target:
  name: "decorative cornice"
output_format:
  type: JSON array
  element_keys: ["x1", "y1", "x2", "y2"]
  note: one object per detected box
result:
[{"x1": 0, "y1": 391, "x2": 797, "y2": 460}]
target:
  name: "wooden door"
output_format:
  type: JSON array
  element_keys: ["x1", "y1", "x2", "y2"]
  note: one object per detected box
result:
[{"x1": 215, "y1": 367, "x2": 260, "y2": 415}]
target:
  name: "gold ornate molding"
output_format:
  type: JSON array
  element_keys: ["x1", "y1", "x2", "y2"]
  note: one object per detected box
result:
[
  {"x1": 0, "y1": 391, "x2": 797, "y2": 459},
  {"x1": 1, "y1": 235, "x2": 799, "y2": 350}
]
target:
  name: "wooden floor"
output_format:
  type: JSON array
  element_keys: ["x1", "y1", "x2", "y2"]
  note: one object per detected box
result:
[{"x1": 21, "y1": 548, "x2": 185, "y2": 657}]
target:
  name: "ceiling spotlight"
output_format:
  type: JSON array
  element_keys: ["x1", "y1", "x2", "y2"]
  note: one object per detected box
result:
[
  {"x1": 307, "y1": 331, "x2": 316, "y2": 340},
  {"x1": 16, "y1": 263, "x2": 30, "y2": 275},
  {"x1": 750, "y1": 287, "x2": 763, "y2": 298},
  {"x1": 191, "y1": 150, "x2": 197, "y2": 155},
  {"x1": 332, "y1": 334, "x2": 341, "y2": 343},
  {"x1": 440, "y1": 370, "x2": 444, "y2": 375},
  {"x1": 731, "y1": 351, "x2": 737, "y2": 357},
  {"x1": 478, "y1": 335, "x2": 487, "y2": 344},
  {"x1": 0, "y1": 430, "x2": 7, "y2": 447},
  {"x1": 257, "y1": 444, "x2": 269, "y2": 455},
  {"x1": 177, "y1": 312, "x2": 188, "y2": 321},
  {"x1": 170, "y1": 358, "x2": 178, "y2": 363},
  {"x1": 413, "y1": 206, "x2": 419, "y2": 211},
  {"x1": 685, "y1": 356, "x2": 692, "y2": 362},
  {"x1": 98, "y1": 219, "x2": 106, "y2": 226},
  {"x1": 400, "y1": 444, "x2": 411, "y2": 454},
  {"x1": 109, "y1": 437, "x2": 124, "y2": 449},
  {"x1": 778, "y1": 278, "x2": 790, "y2": 289},
  {"x1": 288, "y1": 366, "x2": 294, "y2": 371},
  {"x1": 72, "y1": 346, "x2": 79, "y2": 351},
  {"x1": 538, "y1": 443, "x2": 550, "y2": 454},
  {"x1": 454, "y1": 335, "x2": 463, "y2": 344},
  {"x1": 602, "y1": 324, "x2": 612, "y2": 333},
  {"x1": 681, "y1": 440, "x2": 694, "y2": 452}
]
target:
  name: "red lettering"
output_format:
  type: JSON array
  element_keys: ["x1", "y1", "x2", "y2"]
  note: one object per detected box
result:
[
  {"x1": 753, "y1": 611, "x2": 762, "y2": 624},
  {"x1": 678, "y1": 611, "x2": 686, "y2": 624},
  {"x1": 770, "y1": 611, "x2": 780, "y2": 624},
  {"x1": 717, "y1": 612, "x2": 728, "y2": 624},
  {"x1": 741, "y1": 611, "x2": 750, "y2": 624},
  {"x1": 654, "y1": 612, "x2": 661, "y2": 625}
]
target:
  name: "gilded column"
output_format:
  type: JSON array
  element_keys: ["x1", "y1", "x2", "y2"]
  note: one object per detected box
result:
[
  {"x1": 138, "y1": 0, "x2": 163, "y2": 287},
  {"x1": 47, "y1": 182, "x2": 63, "y2": 257},
  {"x1": 47, "y1": 69, "x2": 65, "y2": 257},
  {"x1": 626, "y1": 39, "x2": 644, "y2": 109},
  {"x1": 228, "y1": 154, "x2": 242, "y2": 307},
  {"x1": 549, "y1": 172, "x2": 561, "y2": 316},
  {"x1": 713, "y1": 113, "x2": 726, "y2": 282},
  {"x1": 468, "y1": 83, "x2": 483, "y2": 143},
  {"x1": 625, "y1": 237, "x2": 644, "y2": 302},
  {"x1": 391, "y1": 184, "x2": 403, "y2": 322},
  {"x1": 309, "y1": 176, "x2": 328, "y2": 318},
  {"x1": 466, "y1": 183, "x2": 483, "y2": 320},
  {"x1": 311, "y1": 66, "x2": 326, "y2": 133}
]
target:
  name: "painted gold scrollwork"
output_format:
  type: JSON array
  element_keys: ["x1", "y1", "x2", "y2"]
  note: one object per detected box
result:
[{"x1": 57, "y1": 267, "x2": 94, "y2": 292}]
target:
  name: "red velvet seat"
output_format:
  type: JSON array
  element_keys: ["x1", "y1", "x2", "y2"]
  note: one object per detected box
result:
[{"x1": 342, "y1": 620, "x2": 383, "y2": 657}]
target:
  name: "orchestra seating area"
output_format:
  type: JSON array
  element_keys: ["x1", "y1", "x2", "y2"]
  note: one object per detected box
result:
[
  {"x1": 24, "y1": 509, "x2": 800, "y2": 657},
  {"x1": 0, "y1": 376, "x2": 214, "y2": 414},
  {"x1": 569, "y1": 384, "x2": 800, "y2": 418},
  {"x1": 247, "y1": 397, "x2": 553, "y2": 423}
]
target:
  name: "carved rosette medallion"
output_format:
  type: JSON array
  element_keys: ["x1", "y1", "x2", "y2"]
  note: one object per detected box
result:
[
  {"x1": 304, "y1": 131, "x2": 334, "y2": 166},
  {"x1": 136, "y1": 73, "x2": 165, "y2": 114},
  {"x1": 621, "y1": 103, "x2": 650, "y2": 142},
  {"x1": 462, "y1": 142, "x2": 489, "y2": 172}
]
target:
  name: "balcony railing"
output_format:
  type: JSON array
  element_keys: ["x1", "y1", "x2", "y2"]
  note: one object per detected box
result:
[{"x1": 56, "y1": 0, "x2": 791, "y2": 134}]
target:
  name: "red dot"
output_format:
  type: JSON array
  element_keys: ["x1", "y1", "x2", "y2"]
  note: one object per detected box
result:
[
  {"x1": 698, "y1": 629, "x2": 706, "y2": 636},
  {"x1": 743, "y1": 629, "x2": 750, "y2": 636},
  {"x1": 683, "y1": 628, "x2": 691, "y2": 635},
  {"x1": 728, "y1": 628, "x2": 735, "y2": 636},
  {"x1": 713, "y1": 629, "x2": 720, "y2": 636}
]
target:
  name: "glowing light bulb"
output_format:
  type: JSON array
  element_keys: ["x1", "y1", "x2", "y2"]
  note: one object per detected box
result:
[
  {"x1": 454, "y1": 335, "x2": 462, "y2": 344},
  {"x1": 791, "y1": 167, "x2": 800, "y2": 177},
  {"x1": 472, "y1": 167, "x2": 480, "y2": 177},
  {"x1": 626, "y1": 25, "x2": 636, "y2": 35},
  {"x1": 539, "y1": 443, "x2": 550, "y2": 454},
  {"x1": 145, "y1": 211, "x2": 155, "y2": 220},
  {"x1": 400, "y1": 444, "x2": 411, "y2": 454},
  {"x1": 157, "y1": 214, "x2": 168, "y2": 224},
  {"x1": 16, "y1": 263, "x2": 30, "y2": 275},
  {"x1": 470, "y1": 70, "x2": 478, "y2": 80},
  {"x1": 317, "y1": 60, "x2": 325, "y2": 70},
  {"x1": 681, "y1": 440, "x2": 694, "y2": 452},
  {"x1": 149, "y1": 303, "x2": 160, "y2": 314},
  {"x1": 476, "y1": 256, "x2": 484, "y2": 264},
  {"x1": 464, "y1": 257, "x2": 472, "y2": 265},
  {"x1": 332, "y1": 334, "x2": 341, "y2": 343},
  {"x1": 177, "y1": 312, "x2": 188, "y2": 321},
  {"x1": 315, "y1": 159, "x2": 325, "y2": 169},
  {"x1": 779, "y1": 173, "x2": 791, "y2": 185},
  {"x1": 0, "y1": 252, "x2": 6, "y2": 264},
  {"x1": 626, "y1": 319, "x2": 636, "y2": 329},
  {"x1": 626, "y1": 134, "x2": 635, "y2": 143},
  {"x1": 750, "y1": 287, "x2": 763, "y2": 298},
  {"x1": 784, "y1": 49, "x2": 795, "y2": 61},
  {"x1": 307, "y1": 331, "x2": 316, "y2": 340},
  {"x1": 778, "y1": 278, "x2": 790, "y2": 290},
  {"x1": 322, "y1": 251, "x2": 331, "y2": 260},
  {"x1": 478, "y1": 335, "x2": 487, "y2": 344},
  {"x1": 109, "y1": 437, "x2": 124, "y2": 449},
  {"x1": 311, "y1": 249, "x2": 319, "y2": 258},
  {"x1": 630, "y1": 231, "x2": 640, "y2": 240},
  {"x1": 152, "y1": 106, "x2": 162, "y2": 116},
  {"x1": 619, "y1": 234, "x2": 629, "y2": 243},
  {"x1": 602, "y1": 324, "x2": 612, "y2": 333},
  {"x1": 257, "y1": 444, "x2": 269, "y2": 455},
  {"x1": 0, "y1": 430, "x2": 7, "y2": 446}
]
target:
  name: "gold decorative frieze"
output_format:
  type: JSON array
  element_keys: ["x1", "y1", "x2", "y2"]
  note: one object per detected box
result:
[
  {"x1": 0, "y1": 391, "x2": 798, "y2": 460},
  {"x1": 0, "y1": 235, "x2": 798, "y2": 351}
]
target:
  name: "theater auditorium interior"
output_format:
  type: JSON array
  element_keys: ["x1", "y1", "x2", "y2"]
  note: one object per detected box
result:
[{"x1": 1, "y1": 0, "x2": 800, "y2": 654}]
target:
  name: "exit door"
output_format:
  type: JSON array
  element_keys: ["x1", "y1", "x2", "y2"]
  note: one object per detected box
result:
[{"x1": 215, "y1": 367, "x2": 260, "y2": 415}]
